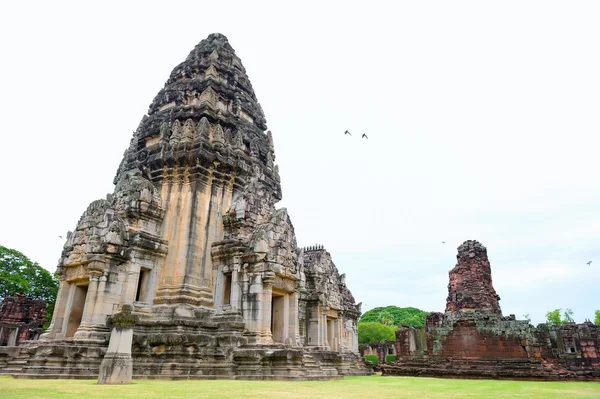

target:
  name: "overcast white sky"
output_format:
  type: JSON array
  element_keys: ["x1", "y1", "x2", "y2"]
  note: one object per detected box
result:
[{"x1": 1, "y1": 1, "x2": 598, "y2": 325}]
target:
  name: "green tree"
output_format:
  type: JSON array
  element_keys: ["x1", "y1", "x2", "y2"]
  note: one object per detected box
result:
[
  {"x1": 545, "y1": 308, "x2": 575, "y2": 325},
  {"x1": 594, "y1": 310, "x2": 600, "y2": 325},
  {"x1": 377, "y1": 311, "x2": 394, "y2": 326},
  {"x1": 357, "y1": 322, "x2": 397, "y2": 344},
  {"x1": 360, "y1": 306, "x2": 429, "y2": 327},
  {"x1": 523, "y1": 313, "x2": 532, "y2": 323},
  {"x1": 0, "y1": 245, "x2": 59, "y2": 328}
]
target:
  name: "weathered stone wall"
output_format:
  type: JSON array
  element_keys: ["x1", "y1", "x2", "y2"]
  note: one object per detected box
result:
[
  {"x1": 427, "y1": 317, "x2": 529, "y2": 359},
  {"x1": 396, "y1": 325, "x2": 427, "y2": 357},
  {"x1": 0, "y1": 294, "x2": 47, "y2": 347}
]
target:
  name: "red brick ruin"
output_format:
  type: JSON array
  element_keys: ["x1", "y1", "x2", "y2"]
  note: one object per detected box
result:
[
  {"x1": 382, "y1": 240, "x2": 600, "y2": 381},
  {"x1": 0, "y1": 294, "x2": 47, "y2": 347}
]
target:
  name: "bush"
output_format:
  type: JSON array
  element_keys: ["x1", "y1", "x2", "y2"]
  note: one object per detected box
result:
[
  {"x1": 364, "y1": 354, "x2": 378, "y2": 366},
  {"x1": 385, "y1": 355, "x2": 397, "y2": 364},
  {"x1": 359, "y1": 306, "x2": 429, "y2": 328},
  {"x1": 357, "y1": 322, "x2": 397, "y2": 344}
]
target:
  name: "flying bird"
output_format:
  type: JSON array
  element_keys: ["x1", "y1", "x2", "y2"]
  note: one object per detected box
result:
[
  {"x1": 441, "y1": 241, "x2": 445, "y2": 244},
  {"x1": 58, "y1": 236, "x2": 63, "y2": 239},
  {"x1": 361, "y1": 133, "x2": 368, "y2": 139},
  {"x1": 344, "y1": 130, "x2": 352, "y2": 136},
  {"x1": 587, "y1": 260, "x2": 592, "y2": 266}
]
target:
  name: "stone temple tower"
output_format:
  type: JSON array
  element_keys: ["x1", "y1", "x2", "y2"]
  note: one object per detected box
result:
[{"x1": 1, "y1": 33, "x2": 371, "y2": 380}]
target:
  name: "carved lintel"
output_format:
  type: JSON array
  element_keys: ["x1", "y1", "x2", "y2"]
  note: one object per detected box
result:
[{"x1": 262, "y1": 271, "x2": 276, "y2": 286}]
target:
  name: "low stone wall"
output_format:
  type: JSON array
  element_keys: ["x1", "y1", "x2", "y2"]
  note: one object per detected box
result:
[{"x1": 384, "y1": 319, "x2": 600, "y2": 381}]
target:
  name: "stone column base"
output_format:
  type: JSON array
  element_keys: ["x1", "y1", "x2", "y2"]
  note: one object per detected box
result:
[
  {"x1": 97, "y1": 326, "x2": 134, "y2": 384},
  {"x1": 98, "y1": 353, "x2": 132, "y2": 384}
]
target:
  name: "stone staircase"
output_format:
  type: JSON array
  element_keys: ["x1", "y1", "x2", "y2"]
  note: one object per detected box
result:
[
  {"x1": 0, "y1": 347, "x2": 21, "y2": 374},
  {"x1": 302, "y1": 353, "x2": 326, "y2": 378},
  {"x1": 0, "y1": 349, "x2": 27, "y2": 376}
]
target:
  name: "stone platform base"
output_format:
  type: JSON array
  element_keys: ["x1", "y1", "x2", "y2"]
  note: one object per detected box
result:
[
  {"x1": 381, "y1": 356, "x2": 600, "y2": 381},
  {"x1": 2, "y1": 340, "x2": 107, "y2": 379},
  {"x1": 2, "y1": 341, "x2": 372, "y2": 381}
]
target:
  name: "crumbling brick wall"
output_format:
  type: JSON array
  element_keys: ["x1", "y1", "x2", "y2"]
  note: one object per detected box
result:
[
  {"x1": 433, "y1": 320, "x2": 527, "y2": 358},
  {"x1": 0, "y1": 294, "x2": 47, "y2": 346}
]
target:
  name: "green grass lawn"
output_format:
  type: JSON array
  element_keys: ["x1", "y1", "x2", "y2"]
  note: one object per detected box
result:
[{"x1": 1, "y1": 375, "x2": 599, "y2": 399}]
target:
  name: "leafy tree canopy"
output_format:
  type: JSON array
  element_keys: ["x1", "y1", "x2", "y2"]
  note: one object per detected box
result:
[
  {"x1": 595, "y1": 310, "x2": 600, "y2": 325},
  {"x1": 357, "y1": 322, "x2": 397, "y2": 344},
  {"x1": 360, "y1": 306, "x2": 429, "y2": 327},
  {"x1": 545, "y1": 308, "x2": 574, "y2": 325},
  {"x1": 0, "y1": 245, "x2": 59, "y2": 325}
]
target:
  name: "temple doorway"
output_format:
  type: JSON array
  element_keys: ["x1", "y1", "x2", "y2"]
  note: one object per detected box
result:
[
  {"x1": 271, "y1": 292, "x2": 285, "y2": 343},
  {"x1": 135, "y1": 268, "x2": 152, "y2": 303},
  {"x1": 65, "y1": 284, "x2": 88, "y2": 338},
  {"x1": 327, "y1": 317, "x2": 335, "y2": 350}
]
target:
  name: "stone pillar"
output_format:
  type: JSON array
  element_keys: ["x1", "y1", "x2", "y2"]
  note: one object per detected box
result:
[
  {"x1": 39, "y1": 278, "x2": 69, "y2": 340},
  {"x1": 230, "y1": 270, "x2": 241, "y2": 310},
  {"x1": 308, "y1": 306, "x2": 321, "y2": 346},
  {"x1": 60, "y1": 283, "x2": 76, "y2": 338},
  {"x1": 258, "y1": 272, "x2": 274, "y2": 344},
  {"x1": 352, "y1": 322, "x2": 359, "y2": 353},
  {"x1": 241, "y1": 272, "x2": 260, "y2": 341},
  {"x1": 333, "y1": 318, "x2": 340, "y2": 352},
  {"x1": 341, "y1": 319, "x2": 351, "y2": 352},
  {"x1": 282, "y1": 293, "x2": 290, "y2": 343},
  {"x1": 90, "y1": 272, "x2": 108, "y2": 324},
  {"x1": 98, "y1": 305, "x2": 138, "y2": 384},
  {"x1": 322, "y1": 309, "x2": 329, "y2": 347},
  {"x1": 74, "y1": 270, "x2": 101, "y2": 338},
  {"x1": 287, "y1": 292, "x2": 299, "y2": 346}
]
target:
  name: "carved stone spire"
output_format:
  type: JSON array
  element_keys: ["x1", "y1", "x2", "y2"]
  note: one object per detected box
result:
[{"x1": 131, "y1": 33, "x2": 279, "y2": 200}]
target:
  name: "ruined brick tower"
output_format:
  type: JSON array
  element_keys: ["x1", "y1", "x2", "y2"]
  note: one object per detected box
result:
[
  {"x1": 0, "y1": 33, "x2": 371, "y2": 380},
  {"x1": 445, "y1": 240, "x2": 502, "y2": 315},
  {"x1": 383, "y1": 240, "x2": 600, "y2": 381}
]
